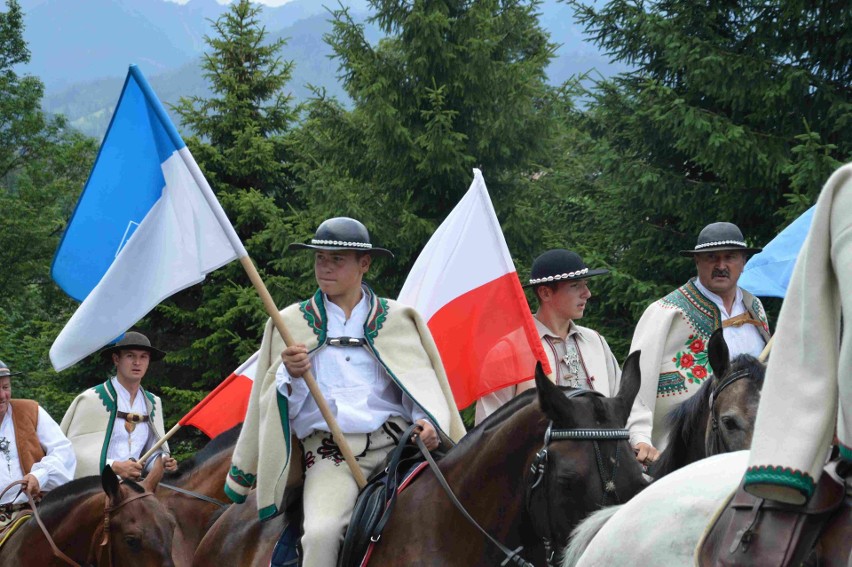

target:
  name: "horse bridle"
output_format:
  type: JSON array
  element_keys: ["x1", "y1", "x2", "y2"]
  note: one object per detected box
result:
[
  {"x1": 0, "y1": 479, "x2": 156, "y2": 567},
  {"x1": 707, "y1": 368, "x2": 751, "y2": 455},
  {"x1": 525, "y1": 389, "x2": 631, "y2": 567}
]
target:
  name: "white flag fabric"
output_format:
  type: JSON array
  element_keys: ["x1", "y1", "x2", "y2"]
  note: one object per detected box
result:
[{"x1": 50, "y1": 66, "x2": 244, "y2": 371}]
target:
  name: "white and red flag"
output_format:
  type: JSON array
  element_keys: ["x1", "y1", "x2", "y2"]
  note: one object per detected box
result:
[
  {"x1": 180, "y1": 351, "x2": 258, "y2": 438},
  {"x1": 398, "y1": 169, "x2": 550, "y2": 409}
]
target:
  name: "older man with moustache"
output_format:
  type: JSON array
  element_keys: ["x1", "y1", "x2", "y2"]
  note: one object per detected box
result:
[{"x1": 626, "y1": 222, "x2": 771, "y2": 465}]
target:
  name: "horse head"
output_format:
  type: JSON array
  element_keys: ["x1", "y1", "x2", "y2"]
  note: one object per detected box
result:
[
  {"x1": 704, "y1": 328, "x2": 766, "y2": 456},
  {"x1": 95, "y1": 457, "x2": 179, "y2": 567},
  {"x1": 525, "y1": 351, "x2": 648, "y2": 561}
]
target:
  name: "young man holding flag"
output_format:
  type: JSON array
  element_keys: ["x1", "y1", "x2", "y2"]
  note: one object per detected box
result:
[
  {"x1": 226, "y1": 217, "x2": 464, "y2": 567},
  {"x1": 60, "y1": 332, "x2": 177, "y2": 479}
]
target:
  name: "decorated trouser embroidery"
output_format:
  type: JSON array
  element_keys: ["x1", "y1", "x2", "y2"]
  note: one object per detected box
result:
[{"x1": 299, "y1": 416, "x2": 409, "y2": 567}]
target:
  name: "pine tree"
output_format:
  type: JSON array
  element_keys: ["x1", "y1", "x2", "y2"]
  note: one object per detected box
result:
[
  {"x1": 141, "y1": 1, "x2": 304, "y2": 447},
  {"x1": 289, "y1": 0, "x2": 562, "y2": 297},
  {"x1": 553, "y1": 0, "x2": 852, "y2": 355}
]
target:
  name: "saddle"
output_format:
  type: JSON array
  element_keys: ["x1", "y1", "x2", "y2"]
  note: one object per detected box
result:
[
  {"x1": 697, "y1": 464, "x2": 846, "y2": 567},
  {"x1": 337, "y1": 423, "x2": 425, "y2": 567}
]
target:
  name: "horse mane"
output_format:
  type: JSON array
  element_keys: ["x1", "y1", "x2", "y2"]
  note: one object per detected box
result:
[
  {"x1": 166, "y1": 423, "x2": 242, "y2": 480},
  {"x1": 37, "y1": 475, "x2": 145, "y2": 525},
  {"x1": 651, "y1": 354, "x2": 765, "y2": 479}
]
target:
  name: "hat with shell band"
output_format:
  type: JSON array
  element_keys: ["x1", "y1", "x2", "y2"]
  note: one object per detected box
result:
[
  {"x1": 287, "y1": 217, "x2": 393, "y2": 258},
  {"x1": 99, "y1": 331, "x2": 166, "y2": 362},
  {"x1": 0, "y1": 360, "x2": 22, "y2": 378},
  {"x1": 679, "y1": 222, "x2": 763, "y2": 257},
  {"x1": 523, "y1": 249, "x2": 609, "y2": 288}
]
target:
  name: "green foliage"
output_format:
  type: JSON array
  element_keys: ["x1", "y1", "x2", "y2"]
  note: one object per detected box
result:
[
  {"x1": 291, "y1": 0, "x2": 560, "y2": 297},
  {"x1": 549, "y1": 0, "x2": 852, "y2": 357}
]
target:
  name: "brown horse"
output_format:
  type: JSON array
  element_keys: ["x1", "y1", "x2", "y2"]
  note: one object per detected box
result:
[
  {"x1": 650, "y1": 328, "x2": 766, "y2": 479},
  {"x1": 1, "y1": 457, "x2": 179, "y2": 566},
  {"x1": 158, "y1": 425, "x2": 239, "y2": 563},
  {"x1": 194, "y1": 351, "x2": 649, "y2": 566}
]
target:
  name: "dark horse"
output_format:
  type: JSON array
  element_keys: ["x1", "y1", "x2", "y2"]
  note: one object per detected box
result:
[
  {"x1": 650, "y1": 328, "x2": 766, "y2": 479},
  {"x1": 1, "y1": 457, "x2": 180, "y2": 566},
  {"x1": 194, "y1": 351, "x2": 649, "y2": 566},
  {"x1": 158, "y1": 425, "x2": 240, "y2": 564}
]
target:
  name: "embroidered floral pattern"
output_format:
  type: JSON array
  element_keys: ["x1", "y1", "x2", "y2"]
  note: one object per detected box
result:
[
  {"x1": 303, "y1": 450, "x2": 317, "y2": 470},
  {"x1": 671, "y1": 334, "x2": 711, "y2": 384},
  {"x1": 228, "y1": 465, "x2": 257, "y2": 488},
  {"x1": 316, "y1": 437, "x2": 346, "y2": 466}
]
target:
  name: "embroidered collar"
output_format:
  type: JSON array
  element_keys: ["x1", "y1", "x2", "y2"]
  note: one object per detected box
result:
[{"x1": 300, "y1": 284, "x2": 389, "y2": 346}]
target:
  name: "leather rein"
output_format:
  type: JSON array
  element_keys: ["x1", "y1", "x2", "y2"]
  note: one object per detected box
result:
[
  {"x1": 707, "y1": 368, "x2": 751, "y2": 455},
  {"x1": 0, "y1": 479, "x2": 155, "y2": 567},
  {"x1": 409, "y1": 389, "x2": 630, "y2": 567},
  {"x1": 525, "y1": 388, "x2": 631, "y2": 567}
]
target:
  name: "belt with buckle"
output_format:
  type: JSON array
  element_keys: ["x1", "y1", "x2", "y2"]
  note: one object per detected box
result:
[
  {"x1": 116, "y1": 411, "x2": 150, "y2": 423},
  {"x1": 327, "y1": 337, "x2": 366, "y2": 347}
]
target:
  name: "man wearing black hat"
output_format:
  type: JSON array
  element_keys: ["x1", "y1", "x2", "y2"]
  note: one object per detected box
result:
[
  {"x1": 626, "y1": 222, "x2": 771, "y2": 464},
  {"x1": 226, "y1": 217, "x2": 465, "y2": 567},
  {"x1": 60, "y1": 331, "x2": 177, "y2": 479},
  {"x1": 475, "y1": 249, "x2": 623, "y2": 424},
  {"x1": 0, "y1": 361, "x2": 75, "y2": 521}
]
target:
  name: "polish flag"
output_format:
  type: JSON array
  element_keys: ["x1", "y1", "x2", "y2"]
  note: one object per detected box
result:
[
  {"x1": 180, "y1": 351, "x2": 258, "y2": 438},
  {"x1": 398, "y1": 169, "x2": 550, "y2": 409}
]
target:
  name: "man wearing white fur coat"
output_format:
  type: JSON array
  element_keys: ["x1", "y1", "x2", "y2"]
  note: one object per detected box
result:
[
  {"x1": 744, "y1": 164, "x2": 852, "y2": 504},
  {"x1": 225, "y1": 217, "x2": 465, "y2": 567}
]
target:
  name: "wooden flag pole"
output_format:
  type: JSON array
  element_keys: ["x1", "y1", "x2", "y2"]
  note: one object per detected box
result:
[
  {"x1": 237, "y1": 255, "x2": 367, "y2": 489},
  {"x1": 143, "y1": 256, "x2": 367, "y2": 489},
  {"x1": 758, "y1": 335, "x2": 774, "y2": 363}
]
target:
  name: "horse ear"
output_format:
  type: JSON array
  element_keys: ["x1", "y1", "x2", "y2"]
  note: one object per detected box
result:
[
  {"x1": 708, "y1": 329, "x2": 729, "y2": 379},
  {"x1": 102, "y1": 465, "x2": 121, "y2": 502},
  {"x1": 615, "y1": 350, "x2": 642, "y2": 425},
  {"x1": 536, "y1": 362, "x2": 575, "y2": 427},
  {"x1": 142, "y1": 455, "x2": 165, "y2": 492}
]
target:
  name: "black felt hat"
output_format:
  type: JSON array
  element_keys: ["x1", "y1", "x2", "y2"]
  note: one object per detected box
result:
[
  {"x1": 680, "y1": 222, "x2": 763, "y2": 257},
  {"x1": 0, "y1": 360, "x2": 22, "y2": 378},
  {"x1": 100, "y1": 331, "x2": 166, "y2": 362},
  {"x1": 287, "y1": 217, "x2": 393, "y2": 258},
  {"x1": 523, "y1": 249, "x2": 609, "y2": 288}
]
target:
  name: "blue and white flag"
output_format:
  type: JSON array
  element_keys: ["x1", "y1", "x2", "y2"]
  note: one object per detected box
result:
[
  {"x1": 739, "y1": 206, "x2": 815, "y2": 298},
  {"x1": 50, "y1": 65, "x2": 246, "y2": 371}
]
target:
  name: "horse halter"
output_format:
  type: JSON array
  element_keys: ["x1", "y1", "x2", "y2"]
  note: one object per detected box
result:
[
  {"x1": 525, "y1": 389, "x2": 631, "y2": 567},
  {"x1": 707, "y1": 368, "x2": 751, "y2": 455},
  {"x1": 91, "y1": 489, "x2": 156, "y2": 567}
]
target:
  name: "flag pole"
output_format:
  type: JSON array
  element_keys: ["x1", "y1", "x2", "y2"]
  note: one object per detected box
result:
[
  {"x1": 236, "y1": 255, "x2": 368, "y2": 488},
  {"x1": 758, "y1": 335, "x2": 774, "y2": 363},
  {"x1": 173, "y1": 153, "x2": 366, "y2": 489}
]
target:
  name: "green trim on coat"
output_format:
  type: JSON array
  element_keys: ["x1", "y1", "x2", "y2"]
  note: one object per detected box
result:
[
  {"x1": 743, "y1": 465, "x2": 815, "y2": 500},
  {"x1": 98, "y1": 380, "x2": 119, "y2": 473},
  {"x1": 259, "y1": 503, "x2": 279, "y2": 521},
  {"x1": 224, "y1": 483, "x2": 246, "y2": 504}
]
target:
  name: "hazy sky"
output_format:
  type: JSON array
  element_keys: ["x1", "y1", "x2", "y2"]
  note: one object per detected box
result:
[{"x1": 166, "y1": 0, "x2": 298, "y2": 5}]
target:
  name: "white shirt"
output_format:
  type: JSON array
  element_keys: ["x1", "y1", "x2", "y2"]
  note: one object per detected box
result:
[
  {"x1": 0, "y1": 405, "x2": 76, "y2": 504},
  {"x1": 105, "y1": 377, "x2": 151, "y2": 465},
  {"x1": 694, "y1": 279, "x2": 766, "y2": 358},
  {"x1": 276, "y1": 292, "x2": 428, "y2": 439}
]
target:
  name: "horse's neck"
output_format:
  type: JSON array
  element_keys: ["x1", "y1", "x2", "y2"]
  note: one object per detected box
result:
[
  {"x1": 169, "y1": 449, "x2": 231, "y2": 497},
  {"x1": 39, "y1": 491, "x2": 106, "y2": 562}
]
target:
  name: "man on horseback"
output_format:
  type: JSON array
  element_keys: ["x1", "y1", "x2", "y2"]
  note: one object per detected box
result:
[
  {"x1": 475, "y1": 249, "x2": 623, "y2": 425},
  {"x1": 0, "y1": 360, "x2": 75, "y2": 521},
  {"x1": 60, "y1": 331, "x2": 178, "y2": 479},
  {"x1": 743, "y1": 165, "x2": 851, "y2": 504},
  {"x1": 225, "y1": 216, "x2": 465, "y2": 567},
  {"x1": 627, "y1": 222, "x2": 771, "y2": 463}
]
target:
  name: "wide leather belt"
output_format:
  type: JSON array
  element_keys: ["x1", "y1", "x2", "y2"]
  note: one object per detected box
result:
[
  {"x1": 116, "y1": 411, "x2": 149, "y2": 423},
  {"x1": 327, "y1": 337, "x2": 366, "y2": 347}
]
